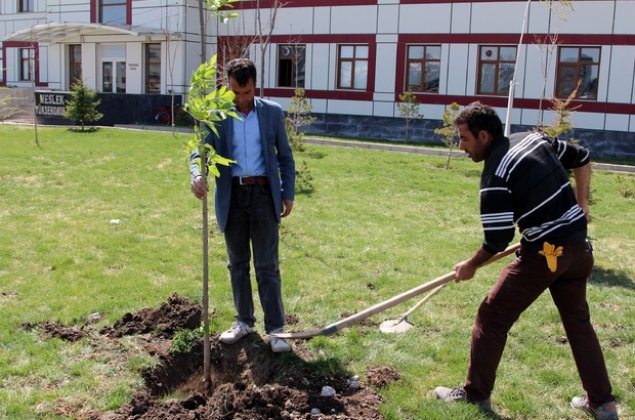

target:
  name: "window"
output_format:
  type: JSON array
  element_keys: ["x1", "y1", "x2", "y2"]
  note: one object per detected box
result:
[
  {"x1": 277, "y1": 44, "x2": 305, "y2": 88},
  {"x1": 69, "y1": 44, "x2": 82, "y2": 86},
  {"x1": 477, "y1": 45, "x2": 516, "y2": 96},
  {"x1": 337, "y1": 44, "x2": 368, "y2": 90},
  {"x1": 19, "y1": 48, "x2": 34, "y2": 81},
  {"x1": 145, "y1": 44, "x2": 161, "y2": 94},
  {"x1": 405, "y1": 45, "x2": 440, "y2": 93},
  {"x1": 0, "y1": 49, "x2": 4, "y2": 82},
  {"x1": 100, "y1": 0, "x2": 127, "y2": 25},
  {"x1": 19, "y1": 0, "x2": 34, "y2": 12},
  {"x1": 556, "y1": 46, "x2": 600, "y2": 100},
  {"x1": 102, "y1": 61, "x2": 126, "y2": 93}
]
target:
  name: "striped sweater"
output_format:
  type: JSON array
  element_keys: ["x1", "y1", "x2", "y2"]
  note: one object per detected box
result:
[{"x1": 479, "y1": 132, "x2": 590, "y2": 253}]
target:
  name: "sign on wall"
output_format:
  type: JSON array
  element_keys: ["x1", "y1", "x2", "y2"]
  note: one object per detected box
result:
[{"x1": 34, "y1": 91, "x2": 71, "y2": 118}]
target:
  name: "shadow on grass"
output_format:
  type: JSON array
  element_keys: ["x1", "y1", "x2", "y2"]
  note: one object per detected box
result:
[
  {"x1": 307, "y1": 149, "x2": 326, "y2": 159},
  {"x1": 66, "y1": 126, "x2": 100, "y2": 133},
  {"x1": 589, "y1": 266, "x2": 635, "y2": 291}
]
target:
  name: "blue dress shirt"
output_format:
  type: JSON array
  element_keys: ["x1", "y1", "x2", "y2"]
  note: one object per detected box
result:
[{"x1": 231, "y1": 104, "x2": 265, "y2": 177}]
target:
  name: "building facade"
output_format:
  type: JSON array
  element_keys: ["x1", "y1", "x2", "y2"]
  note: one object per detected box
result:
[{"x1": 1, "y1": 0, "x2": 634, "y2": 156}]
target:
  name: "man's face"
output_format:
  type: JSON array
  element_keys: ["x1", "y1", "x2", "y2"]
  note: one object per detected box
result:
[
  {"x1": 457, "y1": 124, "x2": 491, "y2": 163},
  {"x1": 229, "y1": 77, "x2": 255, "y2": 114}
]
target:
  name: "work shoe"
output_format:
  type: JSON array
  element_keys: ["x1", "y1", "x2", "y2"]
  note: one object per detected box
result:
[
  {"x1": 434, "y1": 386, "x2": 492, "y2": 411},
  {"x1": 571, "y1": 396, "x2": 618, "y2": 420},
  {"x1": 268, "y1": 328, "x2": 291, "y2": 353},
  {"x1": 219, "y1": 321, "x2": 253, "y2": 344}
]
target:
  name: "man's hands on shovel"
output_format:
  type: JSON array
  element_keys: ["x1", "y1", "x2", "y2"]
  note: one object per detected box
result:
[{"x1": 454, "y1": 245, "x2": 503, "y2": 281}]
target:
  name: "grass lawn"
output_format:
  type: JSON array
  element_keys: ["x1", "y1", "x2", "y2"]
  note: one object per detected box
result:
[{"x1": 0, "y1": 124, "x2": 633, "y2": 419}]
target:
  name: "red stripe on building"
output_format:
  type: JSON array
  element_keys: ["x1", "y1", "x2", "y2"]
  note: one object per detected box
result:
[
  {"x1": 398, "y1": 33, "x2": 635, "y2": 46},
  {"x1": 232, "y1": 0, "x2": 377, "y2": 9}
]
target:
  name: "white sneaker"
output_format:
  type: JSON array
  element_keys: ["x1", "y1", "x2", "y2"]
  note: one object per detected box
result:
[
  {"x1": 269, "y1": 328, "x2": 291, "y2": 353},
  {"x1": 571, "y1": 396, "x2": 619, "y2": 420},
  {"x1": 219, "y1": 321, "x2": 253, "y2": 344}
]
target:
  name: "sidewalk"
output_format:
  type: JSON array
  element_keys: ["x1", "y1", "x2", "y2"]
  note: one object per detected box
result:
[
  {"x1": 3, "y1": 120, "x2": 634, "y2": 174},
  {"x1": 304, "y1": 136, "x2": 635, "y2": 174}
]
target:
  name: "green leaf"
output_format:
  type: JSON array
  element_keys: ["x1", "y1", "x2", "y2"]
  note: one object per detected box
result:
[
  {"x1": 209, "y1": 164, "x2": 220, "y2": 178},
  {"x1": 212, "y1": 154, "x2": 234, "y2": 167}
]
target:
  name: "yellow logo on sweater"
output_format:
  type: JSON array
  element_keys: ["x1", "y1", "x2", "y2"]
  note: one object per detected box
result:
[{"x1": 539, "y1": 242, "x2": 564, "y2": 272}]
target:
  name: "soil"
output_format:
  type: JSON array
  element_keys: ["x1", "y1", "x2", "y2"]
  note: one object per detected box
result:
[{"x1": 32, "y1": 294, "x2": 401, "y2": 419}]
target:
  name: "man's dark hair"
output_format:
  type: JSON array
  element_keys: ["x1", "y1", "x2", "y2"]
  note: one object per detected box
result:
[
  {"x1": 454, "y1": 102, "x2": 503, "y2": 139},
  {"x1": 226, "y1": 58, "x2": 257, "y2": 86}
]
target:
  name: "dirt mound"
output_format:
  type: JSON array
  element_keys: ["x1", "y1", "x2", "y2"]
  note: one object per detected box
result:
[
  {"x1": 100, "y1": 293, "x2": 201, "y2": 338},
  {"x1": 32, "y1": 294, "x2": 395, "y2": 419},
  {"x1": 365, "y1": 366, "x2": 401, "y2": 388},
  {"x1": 37, "y1": 320, "x2": 90, "y2": 342}
]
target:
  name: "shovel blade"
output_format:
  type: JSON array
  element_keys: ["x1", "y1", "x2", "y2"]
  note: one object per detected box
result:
[{"x1": 379, "y1": 318, "x2": 414, "y2": 334}]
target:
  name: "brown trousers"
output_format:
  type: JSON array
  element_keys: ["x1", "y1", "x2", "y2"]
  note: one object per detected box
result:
[{"x1": 464, "y1": 239, "x2": 615, "y2": 407}]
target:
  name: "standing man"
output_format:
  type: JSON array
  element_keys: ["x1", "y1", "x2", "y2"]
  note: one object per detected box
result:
[
  {"x1": 190, "y1": 58, "x2": 295, "y2": 353},
  {"x1": 434, "y1": 102, "x2": 618, "y2": 420}
]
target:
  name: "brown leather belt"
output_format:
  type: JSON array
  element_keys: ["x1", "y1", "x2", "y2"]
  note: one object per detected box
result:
[{"x1": 233, "y1": 176, "x2": 268, "y2": 186}]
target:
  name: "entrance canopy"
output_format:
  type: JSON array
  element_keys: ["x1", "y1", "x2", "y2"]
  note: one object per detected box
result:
[{"x1": 4, "y1": 22, "x2": 175, "y2": 45}]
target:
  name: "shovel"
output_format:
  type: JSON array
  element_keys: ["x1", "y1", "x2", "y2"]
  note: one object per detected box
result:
[
  {"x1": 379, "y1": 283, "x2": 446, "y2": 333},
  {"x1": 271, "y1": 243, "x2": 520, "y2": 340}
]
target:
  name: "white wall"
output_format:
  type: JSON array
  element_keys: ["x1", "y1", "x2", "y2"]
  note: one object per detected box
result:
[
  {"x1": 471, "y1": 2, "x2": 526, "y2": 34},
  {"x1": 327, "y1": 99, "x2": 373, "y2": 116},
  {"x1": 313, "y1": 7, "x2": 331, "y2": 34},
  {"x1": 614, "y1": 1, "x2": 635, "y2": 34},
  {"x1": 375, "y1": 36, "x2": 397, "y2": 94},
  {"x1": 310, "y1": 43, "x2": 330, "y2": 90},
  {"x1": 82, "y1": 43, "x2": 97, "y2": 89},
  {"x1": 377, "y1": 4, "x2": 399, "y2": 34},
  {"x1": 550, "y1": 2, "x2": 613, "y2": 35},
  {"x1": 400, "y1": 4, "x2": 451, "y2": 34},
  {"x1": 126, "y1": 43, "x2": 143, "y2": 94},
  {"x1": 606, "y1": 46, "x2": 635, "y2": 104},
  {"x1": 274, "y1": 7, "x2": 314, "y2": 36},
  {"x1": 330, "y1": 6, "x2": 377, "y2": 34},
  {"x1": 446, "y1": 44, "x2": 469, "y2": 96}
]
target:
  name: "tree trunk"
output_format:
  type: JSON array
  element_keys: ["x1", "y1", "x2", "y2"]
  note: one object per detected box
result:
[{"x1": 197, "y1": 0, "x2": 212, "y2": 388}]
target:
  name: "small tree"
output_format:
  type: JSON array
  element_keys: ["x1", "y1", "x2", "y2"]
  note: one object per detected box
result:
[
  {"x1": 398, "y1": 90, "x2": 423, "y2": 141},
  {"x1": 434, "y1": 102, "x2": 461, "y2": 169},
  {"x1": 285, "y1": 87, "x2": 315, "y2": 192},
  {"x1": 539, "y1": 80, "x2": 581, "y2": 139},
  {"x1": 64, "y1": 79, "x2": 103, "y2": 131},
  {"x1": 187, "y1": 0, "x2": 239, "y2": 386},
  {"x1": 286, "y1": 88, "x2": 315, "y2": 152}
]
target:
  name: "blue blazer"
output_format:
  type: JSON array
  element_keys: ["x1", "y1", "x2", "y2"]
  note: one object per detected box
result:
[{"x1": 190, "y1": 97, "x2": 296, "y2": 232}]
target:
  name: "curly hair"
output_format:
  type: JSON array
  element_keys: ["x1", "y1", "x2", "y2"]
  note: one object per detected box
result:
[{"x1": 453, "y1": 102, "x2": 503, "y2": 139}]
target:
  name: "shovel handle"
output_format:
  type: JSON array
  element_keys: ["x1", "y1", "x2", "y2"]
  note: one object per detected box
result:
[
  {"x1": 272, "y1": 242, "x2": 521, "y2": 339},
  {"x1": 396, "y1": 283, "x2": 446, "y2": 323}
]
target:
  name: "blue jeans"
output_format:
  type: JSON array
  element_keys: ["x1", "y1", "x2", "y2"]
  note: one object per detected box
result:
[{"x1": 224, "y1": 183, "x2": 284, "y2": 333}]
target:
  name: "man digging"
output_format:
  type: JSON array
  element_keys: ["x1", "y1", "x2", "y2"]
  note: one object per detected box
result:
[{"x1": 434, "y1": 102, "x2": 618, "y2": 420}]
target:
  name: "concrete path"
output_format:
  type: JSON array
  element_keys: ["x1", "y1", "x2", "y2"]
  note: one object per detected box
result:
[
  {"x1": 304, "y1": 136, "x2": 635, "y2": 174},
  {"x1": 2, "y1": 119, "x2": 633, "y2": 174}
]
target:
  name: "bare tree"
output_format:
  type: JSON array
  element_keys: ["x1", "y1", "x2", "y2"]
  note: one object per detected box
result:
[
  {"x1": 0, "y1": 88, "x2": 22, "y2": 122},
  {"x1": 255, "y1": 0, "x2": 284, "y2": 96},
  {"x1": 434, "y1": 102, "x2": 461, "y2": 169},
  {"x1": 533, "y1": 33, "x2": 560, "y2": 125},
  {"x1": 397, "y1": 90, "x2": 423, "y2": 142},
  {"x1": 504, "y1": 0, "x2": 574, "y2": 136},
  {"x1": 162, "y1": 0, "x2": 182, "y2": 136}
]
